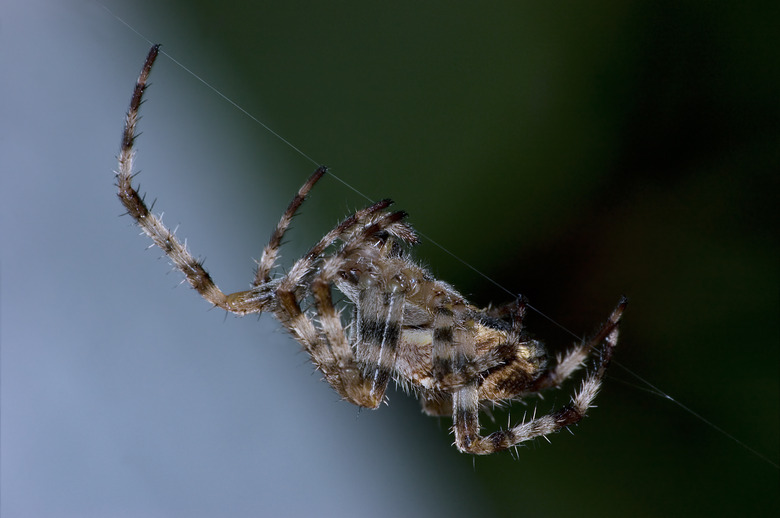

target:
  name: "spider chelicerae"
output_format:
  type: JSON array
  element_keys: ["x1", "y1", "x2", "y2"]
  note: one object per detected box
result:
[{"x1": 117, "y1": 45, "x2": 626, "y2": 455}]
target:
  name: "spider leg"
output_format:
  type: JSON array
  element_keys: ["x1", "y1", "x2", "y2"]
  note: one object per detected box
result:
[
  {"x1": 253, "y1": 166, "x2": 327, "y2": 286},
  {"x1": 452, "y1": 298, "x2": 626, "y2": 454},
  {"x1": 230, "y1": 201, "x2": 414, "y2": 314},
  {"x1": 275, "y1": 199, "x2": 397, "y2": 295},
  {"x1": 353, "y1": 282, "x2": 405, "y2": 405},
  {"x1": 268, "y1": 211, "x2": 387, "y2": 388},
  {"x1": 311, "y1": 216, "x2": 413, "y2": 407},
  {"x1": 309, "y1": 266, "x2": 379, "y2": 407},
  {"x1": 252, "y1": 166, "x2": 403, "y2": 287},
  {"x1": 117, "y1": 45, "x2": 264, "y2": 315},
  {"x1": 271, "y1": 206, "x2": 413, "y2": 407},
  {"x1": 229, "y1": 177, "x2": 402, "y2": 309},
  {"x1": 529, "y1": 296, "x2": 628, "y2": 392},
  {"x1": 431, "y1": 300, "x2": 475, "y2": 388}
]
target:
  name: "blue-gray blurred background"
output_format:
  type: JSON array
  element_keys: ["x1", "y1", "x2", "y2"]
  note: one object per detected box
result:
[{"x1": 2, "y1": 1, "x2": 777, "y2": 516}]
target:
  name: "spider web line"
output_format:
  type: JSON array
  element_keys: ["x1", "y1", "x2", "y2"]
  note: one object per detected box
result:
[
  {"x1": 609, "y1": 369, "x2": 779, "y2": 470},
  {"x1": 100, "y1": 2, "x2": 778, "y2": 470}
]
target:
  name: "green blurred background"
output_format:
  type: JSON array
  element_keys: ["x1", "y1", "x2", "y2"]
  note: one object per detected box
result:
[{"x1": 4, "y1": 1, "x2": 777, "y2": 516}]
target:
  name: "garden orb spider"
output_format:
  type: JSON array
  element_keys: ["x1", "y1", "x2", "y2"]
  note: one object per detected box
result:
[{"x1": 117, "y1": 45, "x2": 627, "y2": 455}]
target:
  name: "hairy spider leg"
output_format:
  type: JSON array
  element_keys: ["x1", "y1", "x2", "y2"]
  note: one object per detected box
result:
[
  {"x1": 452, "y1": 298, "x2": 626, "y2": 454},
  {"x1": 253, "y1": 166, "x2": 326, "y2": 286},
  {"x1": 270, "y1": 204, "x2": 415, "y2": 407},
  {"x1": 118, "y1": 45, "x2": 255, "y2": 313},
  {"x1": 315, "y1": 212, "x2": 415, "y2": 407},
  {"x1": 325, "y1": 211, "x2": 418, "y2": 404},
  {"x1": 529, "y1": 296, "x2": 628, "y2": 393},
  {"x1": 354, "y1": 282, "x2": 406, "y2": 404}
]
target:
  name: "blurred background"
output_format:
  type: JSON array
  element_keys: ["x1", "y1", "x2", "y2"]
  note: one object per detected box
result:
[{"x1": 2, "y1": 1, "x2": 777, "y2": 516}]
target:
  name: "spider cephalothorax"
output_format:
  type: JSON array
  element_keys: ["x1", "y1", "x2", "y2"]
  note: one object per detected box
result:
[{"x1": 117, "y1": 45, "x2": 626, "y2": 455}]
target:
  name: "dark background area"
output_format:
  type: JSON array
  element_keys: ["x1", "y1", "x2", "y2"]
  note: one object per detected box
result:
[{"x1": 3, "y1": 1, "x2": 777, "y2": 516}]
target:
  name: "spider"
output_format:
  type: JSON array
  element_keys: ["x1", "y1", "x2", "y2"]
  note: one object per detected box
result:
[{"x1": 117, "y1": 45, "x2": 627, "y2": 455}]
